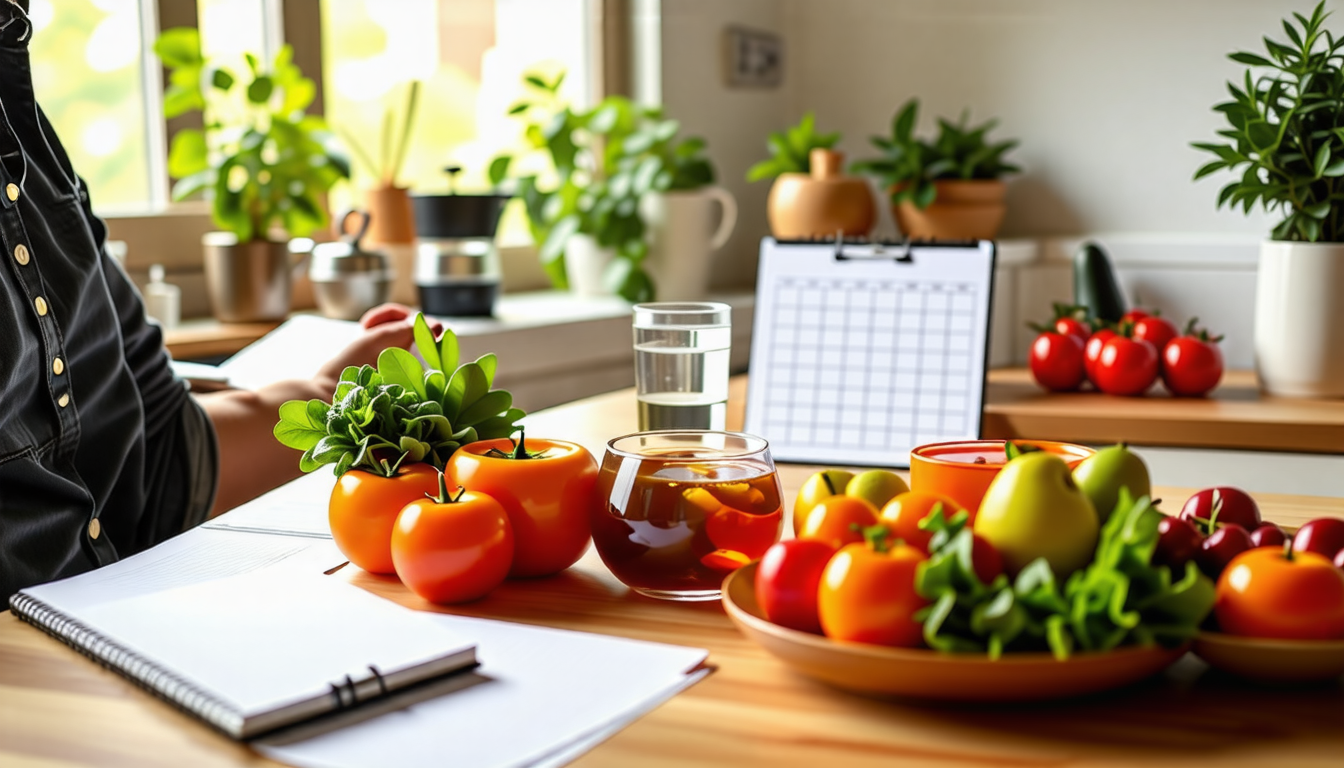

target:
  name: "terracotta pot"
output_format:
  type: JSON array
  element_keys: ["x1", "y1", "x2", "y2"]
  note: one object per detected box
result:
[
  {"x1": 893, "y1": 179, "x2": 1006, "y2": 240},
  {"x1": 363, "y1": 185, "x2": 418, "y2": 304},
  {"x1": 767, "y1": 148, "x2": 875, "y2": 239}
]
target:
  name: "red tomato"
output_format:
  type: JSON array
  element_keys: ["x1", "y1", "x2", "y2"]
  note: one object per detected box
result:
[
  {"x1": 1179, "y1": 487, "x2": 1261, "y2": 531},
  {"x1": 878, "y1": 491, "x2": 963, "y2": 550},
  {"x1": 392, "y1": 480, "x2": 515, "y2": 604},
  {"x1": 1120, "y1": 309, "x2": 1151, "y2": 324},
  {"x1": 446, "y1": 433, "x2": 599, "y2": 578},
  {"x1": 1029, "y1": 332, "x2": 1086, "y2": 392},
  {"x1": 1132, "y1": 315, "x2": 1178, "y2": 354},
  {"x1": 755, "y1": 539, "x2": 838, "y2": 634},
  {"x1": 1215, "y1": 546, "x2": 1344, "y2": 640},
  {"x1": 969, "y1": 534, "x2": 1005, "y2": 585},
  {"x1": 329, "y1": 463, "x2": 441, "y2": 575},
  {"x1": 799, "y1": 495, "x2": 879, "y2": 549},
  {"x1": 1293, "y1": 518, "x2": 1344, "y2": 560},
  {"x1": 1054, "y1": 317, "x2": 1092, "y2": 345},
  {"x1": 818, "y1": 540, "x2": 929, "y2": 647},
  {"x1": 1249, "y1": 523, "x2": 1287, "y2": 549},
  {"x1": 1162, "y1": 336, "x2": 1224, "y2": 397},
  {"x1": 1084, "y1": 329, "x2": 1117, "y2": 385},
  {"x1": 1093, "y1": 336, "x2": 1158, "y2": 396}
]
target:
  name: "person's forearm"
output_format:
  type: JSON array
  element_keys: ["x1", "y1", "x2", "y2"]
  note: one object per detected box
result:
[{"x1": 196, "y1": 377, "x2": 332, "y2": 517}]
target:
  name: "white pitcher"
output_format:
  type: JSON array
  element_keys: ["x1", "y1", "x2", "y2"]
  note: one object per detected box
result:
[{"x1": 642, "y1": 187, "x2": 738, "y2": 301}]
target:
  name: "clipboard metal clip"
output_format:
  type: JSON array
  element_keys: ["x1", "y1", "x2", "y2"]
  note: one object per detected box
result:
[{"x1": 830, "y1": 230, "x2": 914, "y2": 263}]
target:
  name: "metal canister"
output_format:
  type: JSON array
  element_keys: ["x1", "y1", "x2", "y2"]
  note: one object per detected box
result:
[
  {"x1": 411, "y1": 169, "x2": 508, "y2": 317},
  {"x1": 307, "y1": 211, "x2": 394, "y2": 321}
]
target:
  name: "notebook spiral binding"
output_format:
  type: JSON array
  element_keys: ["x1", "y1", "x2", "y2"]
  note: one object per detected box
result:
[{"x1": 9, "y1": 592, "x2": 245, "y2": 735}]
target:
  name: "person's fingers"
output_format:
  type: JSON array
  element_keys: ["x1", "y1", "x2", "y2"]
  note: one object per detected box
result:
[{"x1": 360, "y1": 303, "x2": 415, "y2": 329}]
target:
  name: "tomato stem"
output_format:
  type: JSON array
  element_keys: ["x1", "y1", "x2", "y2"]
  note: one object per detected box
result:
[
  {"x1": 424, "y1": 470, "x2": 464, "y2": 504},
  {"x1": 484, "y1": 428, "x2": 548, "y2": 460},
  {"x1": 859, "y1": 523, "x2": 893, "y2": 553},
  {"x1": 1282, "y1": 539, "x2": 1295, "y2": 562}
]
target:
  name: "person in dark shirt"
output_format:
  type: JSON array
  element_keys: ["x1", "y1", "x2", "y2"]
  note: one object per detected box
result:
[{"x1": 0, "y1": 0, "x2": 420, "y2": 602}]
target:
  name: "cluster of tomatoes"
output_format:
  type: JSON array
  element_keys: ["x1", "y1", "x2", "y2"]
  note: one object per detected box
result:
[
  {"x1": 328, "y1": 433, "x2": 599, "y2": 604},
  {"x1": 1029, "y1": 304, "x2": 1225, "y2": 397},
  {"x1": 753, "y1": 473, "x2": 984, "y2": 646},
  {"x1": 1156, "y1": 486, "x2": 1344, "y2": 640}
]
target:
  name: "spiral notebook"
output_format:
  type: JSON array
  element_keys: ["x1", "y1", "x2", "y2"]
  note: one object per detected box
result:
[
  {"x1": 745, "y1": 237, "x2": 996, "y2": 468},
  {"x1": 9, "y1": 566, "x2": 477, "y2": 740}
]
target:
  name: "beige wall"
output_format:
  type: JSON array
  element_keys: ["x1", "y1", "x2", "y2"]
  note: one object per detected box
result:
[{"x1": 658, "y1": 0, "x2": 1338, "y2": 289}]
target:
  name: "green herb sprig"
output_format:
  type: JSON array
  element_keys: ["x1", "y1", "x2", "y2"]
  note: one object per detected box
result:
[
  {"x1": 273, "y1": 314, "x2": 525, "y2": 477},
  {"x1": 914, "y1": 490, "x2": 1215, "y2": 660}
]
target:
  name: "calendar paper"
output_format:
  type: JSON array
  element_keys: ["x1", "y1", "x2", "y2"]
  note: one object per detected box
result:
[{"x1": 744, "y1": 238, "x2": 996, "y2": 467}]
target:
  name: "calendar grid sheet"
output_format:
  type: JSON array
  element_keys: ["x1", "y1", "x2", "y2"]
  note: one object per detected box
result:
[{"x1": 761, "y1": 276, "x2": 980, "y2": 457}]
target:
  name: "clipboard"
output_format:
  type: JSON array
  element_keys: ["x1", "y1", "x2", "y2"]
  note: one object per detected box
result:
[{"x1": 744, "y1": 237, "x2": 997, "y2": 468}]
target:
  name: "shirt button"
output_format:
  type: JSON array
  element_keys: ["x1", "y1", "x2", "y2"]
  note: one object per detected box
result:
[
  {"x1": 35, "y1": 296, "x2": 48, "y2": 316},
  {"x1": 58, "y1": 393, "x2": 70, "y2": 408},
  {"x1": 52, "y1": 357, "x2": 64, "y2": 375},
  {"x1": 88, "y1": 518, "x2": 101, "y2": 540},
  {"x1": 14, "y1": 243, "x2": 30, "y2": 265},
  {"x1": 5, "y1": 183, "x2": 17, "y2": 202}
]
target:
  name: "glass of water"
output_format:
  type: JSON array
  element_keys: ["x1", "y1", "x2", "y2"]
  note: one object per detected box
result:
[{"x1": 632, "y1": 302, "x2": 732, "y2": 431}]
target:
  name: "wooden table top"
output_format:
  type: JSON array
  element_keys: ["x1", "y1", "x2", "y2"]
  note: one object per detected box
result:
[
  {"x1": 4, "y1": 381, "x2": 1341, "y2": 767},
  {"x1": 984, "y1": 369, "x2": 1344, "y2": 454}
]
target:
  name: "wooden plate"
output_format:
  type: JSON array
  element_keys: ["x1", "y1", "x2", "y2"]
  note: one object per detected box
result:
[
  {"x1": 722, "y1": 562, "x2": 1189, "y2": 702},
  {"x1": 1193, "y1": 631, "x2": 1344, "y2": 682}
]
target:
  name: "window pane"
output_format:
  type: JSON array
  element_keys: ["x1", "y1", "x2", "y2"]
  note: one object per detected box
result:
[
  {"x1": 29, "y1": 0, "x2": 151, "y2": 210},
  {"x1": 197, "y1": 0, "x2": 268, "y2": 82},
  {"x1": 321, "y1": 0, "x2": 592, "y2": 241}
]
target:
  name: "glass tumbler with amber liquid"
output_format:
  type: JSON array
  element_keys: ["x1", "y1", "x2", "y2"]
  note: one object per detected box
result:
[{"x1": 592, "y1": 431, "x2": 783, "y2": 601}]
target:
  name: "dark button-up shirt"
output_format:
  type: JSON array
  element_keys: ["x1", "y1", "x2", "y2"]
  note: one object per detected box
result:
[{"x1": 0, "y1": 1, "x2": 217, "y2": 602}]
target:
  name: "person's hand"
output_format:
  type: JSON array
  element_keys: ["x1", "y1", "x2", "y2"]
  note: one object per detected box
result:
[{"x1": 311, "y1": 304, "x2": 442, "y2": 394}]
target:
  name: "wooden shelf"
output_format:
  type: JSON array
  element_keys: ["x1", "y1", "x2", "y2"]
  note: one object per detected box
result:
[{"x1": 983, "y1": 369, "x2": 1344, "y2": 454}]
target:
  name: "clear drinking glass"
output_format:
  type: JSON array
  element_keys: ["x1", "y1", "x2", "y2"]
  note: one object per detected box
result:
[
  {"x1": 592, "y1": 431, "x2": 784, "y2": 601},
  {"x1": 632, "y1": 302, "x2": 732, "y2": 431}
]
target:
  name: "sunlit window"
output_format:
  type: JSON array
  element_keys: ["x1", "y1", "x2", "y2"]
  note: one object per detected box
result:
[
  {"x1": 321, "y1": 0, "x2": 593, "y2": 242},
  {"x1": 29, "y1": 0, "x2": 152, "y2": 210}
]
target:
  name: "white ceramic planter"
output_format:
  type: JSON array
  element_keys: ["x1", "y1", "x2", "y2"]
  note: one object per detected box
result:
[
  {"x1": 564, "y1": 233, "x2": 615, "y2": 297},
  {"x1": 1253, "y1": 240, "x2": 1344, "y2": 398},
  {"x1": 641, "y1": 187, "x2": 738, "y2": 301}
]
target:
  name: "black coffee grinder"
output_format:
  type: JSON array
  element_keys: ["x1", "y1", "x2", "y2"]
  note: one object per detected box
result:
[{"x1": 411, "y1": 167, "x2": 510, "y2": 317}]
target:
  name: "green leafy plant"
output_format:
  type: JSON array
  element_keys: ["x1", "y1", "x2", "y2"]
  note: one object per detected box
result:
[
  {"x1": 154, "y1": 28, "x2": 349, "y2": 242},
  {"x1": 914, "y1": 490, "x2": 1215, "y2": 660},
  {"x1": 273, "y1": 314, "x2": 525, "y2": 477},
  {"x1": 851, "y1": 98, "x2": 1020, "y2": 210},
  {"x1": 339, "y1": 80, "x2": 421, "y2": 187},
  {"x1": 745, "y1": 112, "x2": 840, "y2": 182},
  {"x1": 1191, "y1": 1, "x2": 1344, "y2": 242},
  {"x1": 488, "y1": 70, "x2": 715, "y2": 302}
]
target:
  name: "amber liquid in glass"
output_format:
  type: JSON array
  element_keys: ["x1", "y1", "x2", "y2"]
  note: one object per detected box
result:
[{"x1": 593, "y1": 449, "x2": 783, "y2": 600}]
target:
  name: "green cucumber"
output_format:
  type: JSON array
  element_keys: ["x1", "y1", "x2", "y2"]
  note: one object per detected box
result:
[{"x1": 1073, "y1": 241, "x2": 1127, "y2": 323}]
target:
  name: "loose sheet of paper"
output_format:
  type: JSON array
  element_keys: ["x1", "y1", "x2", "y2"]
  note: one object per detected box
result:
[
  {"x1": 204, "y1": 471, "x2": 337, "y2": 538},
  {"x1": 257, "y1": 613, "x2": 709, "y2": 768},
  {"x1": 218, "y1": 315, "x2": 365, "y2": 391}
]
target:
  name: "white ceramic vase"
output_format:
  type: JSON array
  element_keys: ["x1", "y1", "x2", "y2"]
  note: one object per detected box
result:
[
  {"x1": 564, "y1": 233, "x2": 616, "y2": 297},
  {"x1": 642, "y1": 187, "x2": 738, "y2": 301},
  {"x1": 1253, "y1": 240, "x2": 1344, "y2": 397}
]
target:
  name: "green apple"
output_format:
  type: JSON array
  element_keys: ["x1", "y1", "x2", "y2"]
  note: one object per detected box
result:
[
  {"x1": 973, "y1": 452, "x2": 1099, "y2": 577},
  {"x1": 844, "y1": 470, "x2": 909, "y2": 511},
  {"x1": 793, "y1": 469, "x2": 853, "y2": 536},
  {"x1": 1072, "y1": 443, "x2": 1150, "y2": 523}
]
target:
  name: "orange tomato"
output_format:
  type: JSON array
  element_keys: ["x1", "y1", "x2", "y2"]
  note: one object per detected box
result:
[
  {"x1": 329, "y1": 462, "x2": 441, "y2": 574},
  {"x1": 446, "y1": 434, "x2": 598, "y2": 578},
  {"x1": 818, "y1": 538, "x2": 929, "y2": 646},
  {"x1": 799, "y1": 495, "x2": 879, "y2": 549},
  {"x1": 1215, "y1": 546, "x2": 1344, "y2": 640},
  {"x1": 878, "y1": 491, "x2": 963, "y2": 553},
  {"x1": 391, "y1": 478, "x2": 514, "y2": 604}
]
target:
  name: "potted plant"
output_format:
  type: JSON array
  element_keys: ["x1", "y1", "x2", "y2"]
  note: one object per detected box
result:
[
  {"x1": 746, "y1": 112, "x2": 873, "y2": 239},
  {"x1": 338, "y1": 80, "x2": 422, "y2": 305},
  {"x1": 154, "y1": 28, "x2": 349, "y2": 322},
  {"x1": 852, "y1": 99, "x2": 1020, "y2": 240},
  {"x1": 1192, "y1": 1, "x2": 1344, "y2": 397},
  {"x1": 488, "y1": 71, "x2": 717, "y2": 302}
]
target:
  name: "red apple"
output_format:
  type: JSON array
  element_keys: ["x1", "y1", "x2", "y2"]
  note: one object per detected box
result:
[
  {"x1": 1292, "y1": 518, "x2": 1344, "y2": 561},
  {"x1": 1196, "y1": 523, "x2": 1252, "y2": 578},
  {"x1": 1249, "y1": 523, "x2": 1287, "y2": 549},
  {"x1": 1178, "y1": 487, "x2": 1261, "y2": 531},
  {"x1": 755, "y1": 539, "x2": 837, "y2": 634},
  {"x1": 1154, "y1": 516, "x2": 1203, "y2": 569}
]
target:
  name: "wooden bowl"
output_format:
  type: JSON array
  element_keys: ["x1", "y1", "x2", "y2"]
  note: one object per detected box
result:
[
  {"x1": 1193, "y1": 631, "x2": 1344, "y2": 683},
  {"x1": 722, "y1": 562, "x2": 1189, "y2": 702}
]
